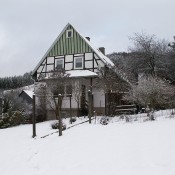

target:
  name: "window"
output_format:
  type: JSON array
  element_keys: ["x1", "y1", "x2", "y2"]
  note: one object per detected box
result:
[
  {"x1": 56, "y1": 59, "x2": 64, "y2": 69},
  {"x1": 74, "y1": 57, "x2": 83, "y2": 69},
  {"x1": 53, "y1": 85, "x2": 64, "y2": 96},
  {"x1": 66, "y1": 85, "x2": 72, "y2": 95},
  {"x1": 66, "y1": 29, "x2": 73, "y2": 38}
]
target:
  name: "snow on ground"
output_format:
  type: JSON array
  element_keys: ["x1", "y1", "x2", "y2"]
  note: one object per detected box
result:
[{"x1": 0, "y1": 111, "x2": 175, "y2": 175}]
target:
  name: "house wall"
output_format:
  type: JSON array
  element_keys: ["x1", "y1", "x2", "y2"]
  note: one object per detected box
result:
[
  {"x1": 36, "y1": 52, "x2": 104, "y2": 80},
  {"x1": 35, "y1": 78, "x2": 106, "y2": 120},
  {"x1": 93, "y1": 89, "x2": 105, "y2": 108},
  {"x1": 47, "y1": 108, "x2": 80, "y2": 120}
]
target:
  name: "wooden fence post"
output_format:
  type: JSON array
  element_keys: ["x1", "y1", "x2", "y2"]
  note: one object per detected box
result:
[
  {"x1": 32, "y1": 94, "x2": 36, "y2": 138},
  {"x1": 70, "y1": 95, "x2": 72, "y2": 124},
  {"x1": 88, "y1": 90, "x2": 92, "y2": 124},
  {"x1": 58, "y1": 95, "x2": 62, "y2": 136}
]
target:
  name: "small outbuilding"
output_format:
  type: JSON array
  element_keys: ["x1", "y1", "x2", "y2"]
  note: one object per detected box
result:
[{"x1": 19, "y1": 90, "x2": 34, "y2": 104}]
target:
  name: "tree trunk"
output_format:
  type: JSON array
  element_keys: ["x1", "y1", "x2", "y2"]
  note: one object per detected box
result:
[
  {"x1": 77, "y1": 103, "x2": 80, "y2": 117},
  {"x1": 59, "y1": 112, "x2": 62, "y2": 136}
]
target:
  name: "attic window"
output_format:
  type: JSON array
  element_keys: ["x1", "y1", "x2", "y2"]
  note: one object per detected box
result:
[{"x1": 66, "y1": 29, "x2": 73, "y2": 38}]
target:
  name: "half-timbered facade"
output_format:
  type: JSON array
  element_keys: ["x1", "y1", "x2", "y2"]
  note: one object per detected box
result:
[{"x1": 32, "y1": 23, "x2": 115, "y2": 119}]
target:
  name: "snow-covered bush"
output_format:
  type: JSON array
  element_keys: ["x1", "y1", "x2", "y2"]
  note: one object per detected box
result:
[
  {"x1": 125, "y1": 76, "x2": 175, "y2": 110},
  {"x1": 100, "y1": 117, "x2": 109, "y2": 125},
  {"x1": 1, "y1": 90, "x2": 33, "y2": 128},
  {"x1": 51, "y1": 122, "x2": 66, "y2": 130},
  {"x1": 0, "y1": 111, "x2": 28, "y2": 129},
  {"x1": 70, "y1": 117, "x2": 76, "y2": 123}
]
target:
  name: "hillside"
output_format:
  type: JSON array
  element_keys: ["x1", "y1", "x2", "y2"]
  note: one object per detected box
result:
[{"x1": 0, "y1": 113, "x2": 175, "y2": 175}]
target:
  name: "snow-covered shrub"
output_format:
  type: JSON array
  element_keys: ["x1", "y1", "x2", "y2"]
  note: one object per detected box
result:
[
  {"x1": 2, "y1": 90, "x2": 33, "y2": 125},
  {"x1": 3, "y1": 90, "x2": 32, "y2": 114},
  {"x1": 100, "y1": 117, "x2": 109, "y2": 125},
  {"x1": 51, "y1": 122, "x2": 66, "y2": 130},
  {"x1": 125, "y1": 76, "x2": 175, "y2": 110},
  {"x1": 70, "y1": 117, "x2": 76, "y2": 123},
  {"x1": 0, "y1": 119, "x2": 9, "y2": 129},
  {"x1": 125, "y1": 116, "x2": 130, "y2": 122},
  {"x1": 147, "y1": 110, "x2": 155, "y2": 121},
  {"x1": 11, "y1": 111, "x2": 24, "y2": 126},
  {"x1": 22, "y1": 113, "x2": 32, "y2": 124},
  {"x1": 0, "y1": 111, "x2": 27, "y2": 129}
]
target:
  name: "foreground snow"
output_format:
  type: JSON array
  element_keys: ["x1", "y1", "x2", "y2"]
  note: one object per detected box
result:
[{"x1": 0, "y1": 113, "x2": 175, "y2": 175}]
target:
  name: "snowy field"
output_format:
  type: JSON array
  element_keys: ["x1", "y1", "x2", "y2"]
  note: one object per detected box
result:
[{"x1": 0, "y1": 111, "x2": 175, "y2": 175}]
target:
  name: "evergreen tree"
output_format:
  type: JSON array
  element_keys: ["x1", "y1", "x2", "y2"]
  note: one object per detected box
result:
[{"x1": 0, "y1": 71, "x2": 33, "y2": 90}]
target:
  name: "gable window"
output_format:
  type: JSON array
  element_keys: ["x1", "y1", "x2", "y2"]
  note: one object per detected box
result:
[
  {"x1": 74, "y1": 57, "x2": 83, "y2": 69},
  {"x1": 66, "y1": 29, "x2": 73, "y2": 38},
  {"x1": 56, "y1": 59, "x2": 64, "y2": 69}
]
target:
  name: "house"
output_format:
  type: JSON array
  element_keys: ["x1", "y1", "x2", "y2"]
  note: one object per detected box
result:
[
  {"x1": 32, "y1": 23, "x2": 127, "y2": 120},
  {"x1": 19, "y1": 90, "x2": 34, "y2": 104}
]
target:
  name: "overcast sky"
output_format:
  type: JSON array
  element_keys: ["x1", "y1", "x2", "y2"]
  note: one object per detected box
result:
[{"x1": 0, "y1": 0, "x2": 174, "y2": 77}]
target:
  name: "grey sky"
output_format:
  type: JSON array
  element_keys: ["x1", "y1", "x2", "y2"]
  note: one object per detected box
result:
[{"x1": 0, "y1": 0, "x2": 174, "y2": 77}]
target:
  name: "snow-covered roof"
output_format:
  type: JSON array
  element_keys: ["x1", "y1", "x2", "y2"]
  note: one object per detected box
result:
[
  {"x1": 67, "y1": 70, "x2": 97, "y2": 78},
  {"x1": 3, "y1": 84, "x2": 35, "y2": 96},
  {"x1": 23, "y1": 90, "x2": 34, "y2": 99}
]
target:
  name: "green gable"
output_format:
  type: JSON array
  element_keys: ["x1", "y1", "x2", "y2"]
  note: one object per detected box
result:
[
  {"x1": 32, "y1": 23, "x2": 114, "y2": 79},
  {"x1": 47, "y1": 24, "x2": 93, "y2": 56}
]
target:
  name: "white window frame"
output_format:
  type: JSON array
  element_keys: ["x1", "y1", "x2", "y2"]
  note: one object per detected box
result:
[
  {"x1": 55, "y1": 58, "x2": 64, "y2": 69},
  {"x1": 74, "y1": 56, "x2": 83, "y2": 69},
  {"x1": 66, "y1": 29, "x2": 73, "y2": 38}
]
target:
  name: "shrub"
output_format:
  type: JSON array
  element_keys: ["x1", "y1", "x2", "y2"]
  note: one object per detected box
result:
[
  {"x1": 0, "y1": 110, "x2": 31, "y2": 129},
  {"x1": 70, "y1": 117, "x2": 76, "y2": 123},
  {"x1": 100, "y1": 117, "x2": 109, "y2": 125},
  {"x1": 23, "y1": 115, "x2": 32, "y2": 124},
  {"x1": 51, "y1": 121, "x2": 66, "y2": 130},
  {"x1": 125, "y1": 76, "x2": 175, "y2": 110}
]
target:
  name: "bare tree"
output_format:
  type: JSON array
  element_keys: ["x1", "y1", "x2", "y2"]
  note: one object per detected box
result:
[
  {"x1": 44, "y1": 69, "x2": 70, "y2": 136},
  {"x1": 166, "y1": 36, "x2": 175, "y2": 82},
  {"x1": 34, "y1": 82, "x2": 47, "y2": 121},
  {"x1": 96, "y1": 67, "x2": 130, "y2": 94},
  {"x1": 108, "y1": 52, "x2": 137, "y2": 82},
  {"x1": 129, "y1": 32, "x2": 170, "y2": 77},
  {"x1": 168, "y1": 36, "x2": 175, "y2": 50}
]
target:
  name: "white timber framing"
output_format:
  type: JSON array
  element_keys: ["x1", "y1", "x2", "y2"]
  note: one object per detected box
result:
[{"x1": 36, "y1": 52, "x2": 104, "y2": 80}]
